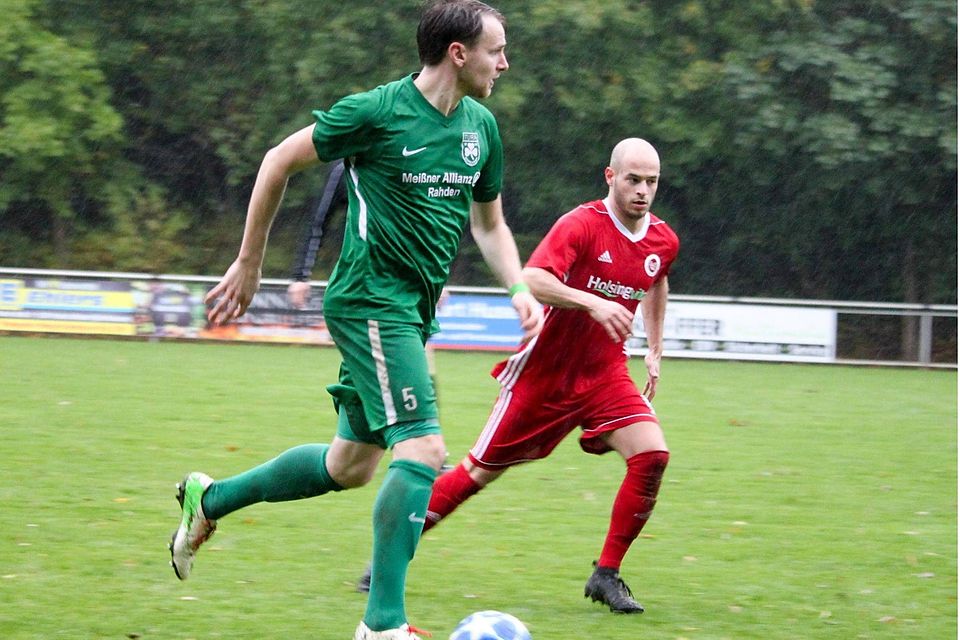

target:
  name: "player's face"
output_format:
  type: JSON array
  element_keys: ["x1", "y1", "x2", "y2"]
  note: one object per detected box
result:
[
  {"x1": 459, "y1": 15, "x2": 509, "y2": 99},
  {"x1": 605, "y1": 156, "x2": 660, "y2": 226}
]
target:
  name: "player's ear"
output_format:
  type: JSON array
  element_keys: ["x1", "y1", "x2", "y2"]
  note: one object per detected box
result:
[
  {"x1": 448, "y1": 41, "x2": 468, "y2": 68},
  {"x1": 604, "y1": 166, "x2": 615, "y2": 186}
]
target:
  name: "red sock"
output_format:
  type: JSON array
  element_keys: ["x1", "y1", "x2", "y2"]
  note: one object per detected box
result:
[
  {"x1": 423, "y1": 462, "x2": 482, "y2": 533},
  {"x1": 597, "y1": 450, "x2": 670, "y2": 570}
]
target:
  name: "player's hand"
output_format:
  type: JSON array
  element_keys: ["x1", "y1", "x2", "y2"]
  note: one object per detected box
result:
[
  {"x1": 643, "y1": 352, "x2": 661, "y2": 399},
  {"x1": 511, "y1": 290, "x2": 544, "y2": 344},
  {"x1": 588, "y1": 298, "x2": 635, "y2": 343},
  {"x1": 204, "y1": 259, "x2": 262, "y2": 325},
  {"x1": 287, "y1": 281, "x2": 311, "y2": 308}
]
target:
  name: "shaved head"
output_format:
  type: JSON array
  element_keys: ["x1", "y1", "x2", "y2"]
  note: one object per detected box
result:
[{"x1": 609, "y1": 138, "x2": 660, "y2": 173}]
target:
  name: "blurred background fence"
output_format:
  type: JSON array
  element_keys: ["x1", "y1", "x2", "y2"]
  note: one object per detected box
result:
[{"x1": 1, "y1": 268, "x2": 954, "y2": 368}]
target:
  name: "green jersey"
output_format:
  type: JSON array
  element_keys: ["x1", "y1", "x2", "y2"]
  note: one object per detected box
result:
[{"x1": 312, "y1": 74, "x2": 504, "y2": 328}]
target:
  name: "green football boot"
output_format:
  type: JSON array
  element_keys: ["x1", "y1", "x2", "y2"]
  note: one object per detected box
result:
[{"x1": 169, "y1": 472, "x2": 216, "y2": 580}]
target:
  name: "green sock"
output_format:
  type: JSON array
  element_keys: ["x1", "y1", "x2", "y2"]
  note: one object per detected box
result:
[
  {"x1": 363, "y1": 459, "x2": 437, "y2": 631},
  {"x1": 201, "y1": 443, "x2": 342, "y2": 520}
]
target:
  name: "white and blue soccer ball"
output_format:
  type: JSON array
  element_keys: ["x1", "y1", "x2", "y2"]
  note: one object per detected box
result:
[{"x1": 449, "y1": 610, "x2": 531, "y2": 640}]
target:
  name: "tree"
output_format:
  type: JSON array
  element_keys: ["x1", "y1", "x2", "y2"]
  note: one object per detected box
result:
[
  {"x1": 0, "y1": 0, "x2": 123, "y2": 263},
  {"x1": 710, "y1": 0, "x2": 957, "y2": 303},
  {"x1": 46, "y1": 0, "x2": 423, "y2": 275},
  {"x1": 1, "y1": 0, "x2": 954, "y2": 310}
]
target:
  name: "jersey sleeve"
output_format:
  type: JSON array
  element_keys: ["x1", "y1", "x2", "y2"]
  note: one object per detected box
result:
[
  {"x1": 655, "y1": 222, "x2": 681, "y2": 283},
  {"x1": 525, "y1": 211, "x2": 588, "y2": 280},
  {"x1": 471, "y1": 112, "x2": 504, "y2": 203},
  {"x1": 311, "y1": 88, "x2": 385, "y2": 162}
]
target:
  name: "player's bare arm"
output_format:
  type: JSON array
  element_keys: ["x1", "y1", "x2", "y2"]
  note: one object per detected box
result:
[
  {"x1": 206, "y1": 125, "x2": 320, "y2": 325},
  {"x1": 522, "y1": 266, "x2": 635, "y2": 343},
  {"x1": 470, "y1": 198, "x2": 544, "y2": 342},
  {"x1": 639, "y1": 275, "x2": 669, "y2": 398}
]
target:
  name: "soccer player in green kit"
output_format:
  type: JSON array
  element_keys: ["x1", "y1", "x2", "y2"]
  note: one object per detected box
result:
[{"x1": 168, "y1": 2, "x2": 543, "y2": 639}]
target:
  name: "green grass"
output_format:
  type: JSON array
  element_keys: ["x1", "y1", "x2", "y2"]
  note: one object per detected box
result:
[{"x1": 0, "y1": 336, "x2": 955, "y2": 640}]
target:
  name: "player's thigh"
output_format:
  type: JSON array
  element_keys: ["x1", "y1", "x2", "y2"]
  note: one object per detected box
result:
[
  {"x1": 326, "y1": 317, "x2": 438, "y2": 430},
  {"x1": 580, "y1": 373, "x2": 663, "y2": 455},
  {"x1": 600, "y1": 420, "x2": 668, "y2": 458}
]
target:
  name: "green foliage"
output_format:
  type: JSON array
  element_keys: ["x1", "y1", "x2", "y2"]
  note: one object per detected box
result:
[
  {"x1": 641, "y1": 0, "x2": 957, "y2": 302},
  {"x1": 0, "y1": 0, "x2": 124, "y2": 260},
  {"x1": 76, "y1": 182, "x2": 191, "y2": 273},
  {"x1": 713, "y1": 2, "x2": 956, "y2": 301},
  {"x1": 0, "y1": 0, "x2": 954, "y2": 303}
]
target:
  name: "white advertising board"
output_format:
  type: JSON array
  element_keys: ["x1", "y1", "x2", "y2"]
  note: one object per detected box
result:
[{"x1": 626, "y1": 301, "x2": 837, "y2": 362}]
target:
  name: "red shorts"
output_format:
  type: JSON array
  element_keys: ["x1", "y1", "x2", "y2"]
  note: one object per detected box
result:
[{"x1": 468, "y1": 371, "x2": 659, "y2": 469}]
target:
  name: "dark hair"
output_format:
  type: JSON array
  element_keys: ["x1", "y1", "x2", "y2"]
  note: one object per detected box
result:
[{"x1": 417, "y1": 0, "x2": 505, "y2": 66}]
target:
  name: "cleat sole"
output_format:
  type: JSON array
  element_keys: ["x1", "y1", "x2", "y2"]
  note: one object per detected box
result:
[{"x1": 169, "y1": 529, "x2": 183, "y2": 580}]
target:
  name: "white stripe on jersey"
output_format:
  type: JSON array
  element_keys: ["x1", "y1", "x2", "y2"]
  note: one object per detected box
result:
[
  {"x1": 348, "y1": 163, "x2": 368, "y2": 241},
  {"x1": 367, "y1": 320, "x2": 397, "y2": 425},
  {"x1": 470, "y1": 387, "x2": 513, "y2": 460},
  {"x1": 495, "y1": 338, "x2": 534, "y2": 388},
  {"x1": 494, "y1": 315, "x2": 550, "y2": 388}
]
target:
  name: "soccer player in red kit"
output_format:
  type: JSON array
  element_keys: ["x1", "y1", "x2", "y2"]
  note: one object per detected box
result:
[{"x1": 423, "y1": 137, "x2": 679, "y2": 613}]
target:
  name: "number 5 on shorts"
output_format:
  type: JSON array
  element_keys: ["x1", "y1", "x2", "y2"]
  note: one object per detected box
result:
[{"x1": 402, "y1": 387, "x2": 418, "y2": 411}]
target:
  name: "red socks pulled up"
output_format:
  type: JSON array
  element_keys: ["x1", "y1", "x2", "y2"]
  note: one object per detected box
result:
[
  {"x1": 597, "y1": 449, "x2": 670, "y2": 570},
  {"x1": 425, "y1": 451, "x2": 668, "y2": 572}
]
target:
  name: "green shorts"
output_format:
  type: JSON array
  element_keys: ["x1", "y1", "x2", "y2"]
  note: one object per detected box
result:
[{"x1": 325, "y1": 316, "x2": 441, "y2": 449}]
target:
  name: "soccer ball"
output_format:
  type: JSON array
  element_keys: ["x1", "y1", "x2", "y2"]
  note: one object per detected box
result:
[{"x1": 448, "y1": 610, "x2": 531, "y2": 640}]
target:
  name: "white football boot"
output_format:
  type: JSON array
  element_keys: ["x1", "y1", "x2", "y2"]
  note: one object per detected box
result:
[
  {"x1": 353, "y1": 621, "x2": 428, "y2": 639},
  {"x1": 169, "y1": 472, "x2": 217, "y2": 580}
]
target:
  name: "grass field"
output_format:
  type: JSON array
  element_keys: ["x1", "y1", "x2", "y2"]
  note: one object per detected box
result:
[{"x1": 0, "y1": 335, "x2": 955, "y2": 640}]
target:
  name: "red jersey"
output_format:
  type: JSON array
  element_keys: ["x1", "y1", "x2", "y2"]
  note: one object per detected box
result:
[{"x1": 492, "y1": 199, "x2": 679, "y2": 392}]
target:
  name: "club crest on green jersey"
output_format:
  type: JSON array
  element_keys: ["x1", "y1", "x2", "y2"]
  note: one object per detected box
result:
[{"x1": 461, "y1": 132, "x2": 480, "y2": 167}]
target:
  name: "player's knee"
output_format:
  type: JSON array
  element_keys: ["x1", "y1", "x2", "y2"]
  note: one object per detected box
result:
[
  {"x1": 333, "y1": 463, "x2": 378, "y2": 489},
  {"x1": 463, "y1": 458, "x2": 505, "y2": 487},
  {"x1": 607, "y1": 421, "x2": 667, "y2": 458},
  {"x1": 327, "y1": 453, "x2": 380, "y2": 488},
  {"x1": 419, "y1": 439, "x2": 448, "y2": 471},
  {"x1": 326, "y1": 437, "x2": 386, "y2": 488},
  {"x1": 393, "y1": 434, "x2": 447, "y2": 471}
]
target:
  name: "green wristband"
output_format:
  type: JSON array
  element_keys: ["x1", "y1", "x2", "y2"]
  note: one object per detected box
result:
[{"x1": 508, "y1": 283, "x2": 530, "y2": 296}]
